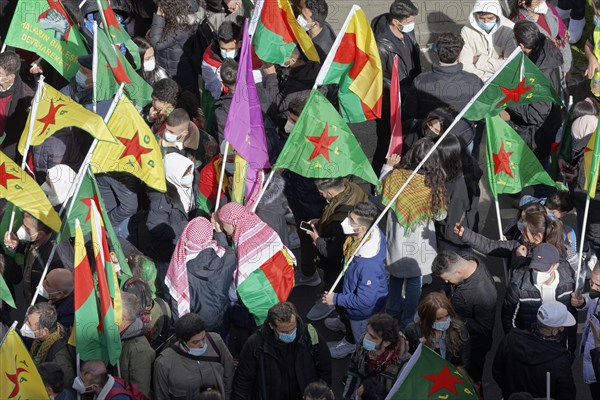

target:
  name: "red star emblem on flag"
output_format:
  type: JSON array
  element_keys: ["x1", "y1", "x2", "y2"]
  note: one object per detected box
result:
[
  {"x1": 36, "y1": 100, "x2": 66, "y2": 136},
  {"x1": 6, "y1": 358, "x2": 27, "y2": 398},
  {"x1": 107, "y1": 56, "x2": 131, "y2": 84},
  {"x1": 81, "y1": 195, "x2": 101, "y2": 223},
  {"x1": 101, "y1": 1, "x2": 123, "y2": 32},
  {"x1": 423, "y1": 365, "x2": 466, "y2": 396},
  {"x1": 0, "y1": 162, "x2": 19, "y2": 189},
  {"x1": 497, "y1": 78, "x2": 533, "y2": 107},
  {"x1": 493, "y1": 141, "x2": 514, "y2": 178},
  {"x1": 118, "y1": 131, "x2": 152, "y2": 166},
  {"x1": 307, "y1": 123, "x2": 338, "y2": 162}
]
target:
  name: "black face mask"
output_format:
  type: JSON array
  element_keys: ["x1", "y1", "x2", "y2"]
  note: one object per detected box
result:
[{"x1": 590, "y1": 289, "x2": 600, "y2": 299}]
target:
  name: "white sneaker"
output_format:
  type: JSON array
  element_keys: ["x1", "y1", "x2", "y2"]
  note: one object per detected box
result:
[
  {"x1": 329, "y1": 338, "x2": 356, "y2": 359},
  {"x1": 324, "y1": 317, "x2": 346, "y2": 333}
]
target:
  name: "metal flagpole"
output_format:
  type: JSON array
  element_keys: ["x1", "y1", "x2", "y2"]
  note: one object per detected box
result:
[{"x1": 215, "y1": 141, "x2": 230, "y2": 211}]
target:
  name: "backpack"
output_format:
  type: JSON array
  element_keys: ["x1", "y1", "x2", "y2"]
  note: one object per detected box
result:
[{"x1": 105, "y1": 377, "x2": 149, "y2": 400}]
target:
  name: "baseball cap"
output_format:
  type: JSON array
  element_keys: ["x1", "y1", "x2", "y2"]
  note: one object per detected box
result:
[
  {"x1": 529, "y1": 243, "x2": 560, "y2": 272},
  {"x1": 77, "y1": 55, "x2": 93, "y2": 69},
  {"x1": 537, "y1": 301, "x2": 576, "y2": 327}
]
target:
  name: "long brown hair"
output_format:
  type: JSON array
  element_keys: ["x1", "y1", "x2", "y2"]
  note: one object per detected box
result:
[
  {"x1": 418, "y1": 292, "x2": 464, "y2": 358},
  {"x1": 520, "y1": 210, "x2": 567, "y2": 257}
]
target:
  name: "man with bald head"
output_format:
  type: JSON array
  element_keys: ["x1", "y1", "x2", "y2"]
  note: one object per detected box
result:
[
  {"x1": 41, "y1": 268, "x2": 74, "y2": 330},
  {"x1": 73, "y1": 359, "x2": 134, "y2": 399}
]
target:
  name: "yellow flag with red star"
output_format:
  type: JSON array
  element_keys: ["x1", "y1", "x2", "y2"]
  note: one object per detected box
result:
[
  {"x1": 0, "y1": 150, "x2": 62, "y2": 231},
  {"x1": 18, "y1": 83, "x2": 117, "y2": 155},
  {"x1": 0, "y1": 327, "x2": 49, "y2": 400},
  {"x1": 90, "y1": 95, "x2": 166, "y2": 192}
]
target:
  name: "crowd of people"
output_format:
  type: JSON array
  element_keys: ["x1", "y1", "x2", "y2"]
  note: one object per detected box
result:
[{"x1": 1, "y1": 0, "x2": 600, "y2": 399}]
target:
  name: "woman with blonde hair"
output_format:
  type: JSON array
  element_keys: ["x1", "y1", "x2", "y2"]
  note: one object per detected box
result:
[{"x1": 404, "y1": 292, "x2": 470, "y2": 368}]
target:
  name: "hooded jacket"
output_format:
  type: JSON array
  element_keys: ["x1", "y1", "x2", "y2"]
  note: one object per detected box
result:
[
  {"x1": 255, "y1": 174, "x2": 291, "y2": 248},
  {"x1": 493, "y1": 328, "x2": 576, "y2": 400},
  {"x1": 459, "y1": 0, "x2": 517, "y2": 80},
  {"x1": 119, "y1": 318, "x2": 156, "y2": 397},
  {"x1": 334, "y1": 228, "x2": 388, "y2": 320}
]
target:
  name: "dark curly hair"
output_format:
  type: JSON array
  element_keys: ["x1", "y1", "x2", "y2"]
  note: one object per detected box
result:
[
  {"x1": 399, "y1": 138, "x2": 447, "y2": 213},
  {"x1": 175, "y1": 313, "x2": 206, "y2": 342},
  {"x1": 157, "y1": 0, "x2": 199, "y2": 39}
]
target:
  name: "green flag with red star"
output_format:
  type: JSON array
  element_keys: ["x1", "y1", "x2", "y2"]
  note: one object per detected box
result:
[
  {"x1": 95, "y1": 27, "x2": 152, "y2": 107},
  {"x1": 386, "y1": 344, "x2": 477, "y2": 400},
  {"x1": 485, "y1": 115, "x2": 556, "y2": 199},
  {"x1": 273, "y1": 90, "x2": 378, "y2": 186},
  {"x1": 463, "y1": 49, "x2": 562, "y2": 121},
  {"x1": 58, "y1": 169, "x2": 132, "y2": 283},
  {"x1": 95, "y1": 0, "x2": 141, "y2": 69}
]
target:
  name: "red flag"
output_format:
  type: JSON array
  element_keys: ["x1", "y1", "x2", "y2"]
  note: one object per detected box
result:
[{"x1": 387, "y1": 55, "x2": 403, "y2": 158}]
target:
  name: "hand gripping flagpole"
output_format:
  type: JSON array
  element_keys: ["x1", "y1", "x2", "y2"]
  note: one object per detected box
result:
[
  {"x1": 326, "y1": 47, "x2": 525, "y2": 294},
  {"x1": 30, "y1": 84, "x2": 125, "y2": 307},
  {"x1": 7, "y1": 75, "x2": 45, "y2": 234}
]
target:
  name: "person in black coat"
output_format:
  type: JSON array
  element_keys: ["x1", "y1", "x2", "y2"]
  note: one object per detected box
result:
[
  {"x1": 432, "y1": 252, "x2": 497, "y2": 385},
  {"x1": 149, "y1": 0, "x2": 203, "y2": 97},
  {"x1": 505, "y1": 21, "x2": 563, "y2": 198},
  {"x1": 232, "y1": 302, "x2": 332, "y2": 400},
  {"x1": 371, "y1": 0, "x2": 421, "y2": 174},
  {"x1": 96, "y1": 173, "x2": 139, "y2": 241},
  {"x1": 299, "y1": 0, "x2": 337, "y2": 61},
  {"x1": 403, "y1": 32, "x2": 483, "y2": 122},
  {"x1": 0, "y1": 50, "x2": 34, "y2": 161},
  {"x1": 493, "y1": 301, "x2": 577, "y2": 400},
  {"x1": 40, "y1": 268, "x2": 75, "y2": 331}
]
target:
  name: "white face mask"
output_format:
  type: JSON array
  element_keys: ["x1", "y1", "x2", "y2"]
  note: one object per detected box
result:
[
  {"x1": 180, "y1": 174, "x2": 193, "y2": 187},
  {"x1": 143, "y1": 58, "x2": 156, "y2": 72},
  {"x1": 72, "y1": 377, "x2": 94, "y2": 395},
  {"x1": 535, "y1": 270, "x2": 553, "y2": 285},
  {"x1": 340, "y1": 217, "x2": 357, "y2": 235},
  {"x1": 20, "y1": 323, "x2": 37, "y2": 339},
  {"x1": 284, "y1": 120, "x2": 295, "y2": 134},
  {"x1": 164, "y1": 130, "x2": 179, "y2": 143},
  {"x1": 37, "y1": 285, "x2": 49, "y2": 299},
  {"x1": 297, "y1": 14, "x2": 312, "y2": 31},
  {"x1": 533, "y1": 1, "x2": 548, "y2": 14},
  {"x1": 17, "y1": 225, "x2": 31, "y2": 242}
]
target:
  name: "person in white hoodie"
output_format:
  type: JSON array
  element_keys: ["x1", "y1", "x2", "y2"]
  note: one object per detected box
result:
[{"x1": 459, "y1": 0, "x2": 517, "y2": 81}]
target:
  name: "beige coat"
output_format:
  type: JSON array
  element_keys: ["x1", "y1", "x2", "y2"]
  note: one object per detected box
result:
[{"x1": 459, "y1": 0, "x2": 517, "y2": 80}]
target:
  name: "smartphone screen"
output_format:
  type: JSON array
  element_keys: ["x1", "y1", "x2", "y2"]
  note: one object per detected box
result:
[{"x1": 300, "y1": 221, "x2": 312, "y2": 232}]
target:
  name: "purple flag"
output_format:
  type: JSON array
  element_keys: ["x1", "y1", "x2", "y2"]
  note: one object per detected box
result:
[{"x1": 223, "y1": 18, "x2": 270, "y2": 201}]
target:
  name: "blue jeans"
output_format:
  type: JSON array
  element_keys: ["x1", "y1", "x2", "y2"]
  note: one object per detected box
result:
[
  {"x1": 349, "y1": 319, "x2": 368, "y2": 343},
  {"x1": 387, "y1": 276, "x2": 422, "y2": 330}
]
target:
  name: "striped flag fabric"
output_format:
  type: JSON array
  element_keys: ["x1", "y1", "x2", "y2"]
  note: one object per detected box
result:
[
  {"x1": 584, "y1": 113, "x2": 600, "y2": 197},
  {"x1": 387, "y1": 55, "x2": 403, "y2": 158},
  {"x1": 90, "y1": 199, "x2": 122, "y2": 365},
  {"x1": 314, "y1": 5, "x2": 383, "y2": 123},
  {"x1": 252, "y1": 0, "x2": 320, "y2": 64},
  {"x1": 73, "y1": 218, "x2": 103, "y2": 361}
]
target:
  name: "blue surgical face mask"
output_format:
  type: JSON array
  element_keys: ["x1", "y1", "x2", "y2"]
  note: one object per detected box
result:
[
  {"x1": 432, "y1": 317, "x2": 451, "y2": 331},
  {"x1": 225, "y1": 163, "x2": 235, "y2": 175},
  {"x1": 220, "y1": 48, "x2": 237, "y2": 59},
  {"x1": 188, "y1": 342, "x2": 208, "y2": 356},
  {"x1": 164, "y1": 130, "x2": 179, "y2": 143},
  {"x1": 400, "y1": 22, "x2": 415, "y2": 33},
  {"x1": 517, "y1": 221, "x2": 524, "y2": 232},
  {"x1": 478, "y1": 20, "x2": 496, "y2": 31},
  {"x1": 75, "y1": 70, "x2": 88, "y2": 88},
  {"x1": 595, "y1": 15, "x2": 600, "y2": 28},
  {"x1": 84, "y1": 13, "x2": 95, "y2": 34},
  {"x1": 362, "y1": 337, "x2": 377, "y2": 351},
  {"x1": 277, "y1": 328, "x2": 297, "y2": 343}
]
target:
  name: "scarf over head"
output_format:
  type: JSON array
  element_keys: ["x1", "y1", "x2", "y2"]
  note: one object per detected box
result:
[
  {"x1": 165, "y1": 217, "x2": 225, "y2": 317},
  {"x1": 164, "y1": 152, "x2": 194, "y2": 213}
]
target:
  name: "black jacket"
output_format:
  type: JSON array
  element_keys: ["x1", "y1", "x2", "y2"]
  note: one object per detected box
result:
[
  {"x1": 371, "y1": 13, "x2": 421, "y2": 105},
  {"x1": 493, "y1": 328, "x2": 576, "y2": 400},
  {"x1": 313, "y1": 22, "x2": 337, "y2": 62},
  {"x1": 506, "y1": 39, "x2": 563, "y2": 159},
  {"x1": 435, "y1": 174, "x2": 473, "y2": 249},
  {"x1": 446, "y1": 259, "x2": 497, "y2": 345},
  {"x1": 232, "y1": 319, "x2": 332, "y2": 400},
  {"x1": 53, "y1": 293, "x2": 74, "y2": 331},
  {"x1": 403, "y1": 63, "x2": 482, "y2": 121},
  {"x1": 96, "y1": 173, "x2": 139, "y2": 228},
  {"x1": 593, "y1": 347, "x2": 600, "y2": 382},
  {"x1": 145, "y1": 188, "x2": 191, "y2": 262},
  {"x1": 1, "y1": 75, "x2": 34, "y2": 152},
  {"x1": 502, "y1": 262, "x2": 575, "y2": 333},
  {"x1": 148, "y1": 1, "x2": 201, "y2": 94}
]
